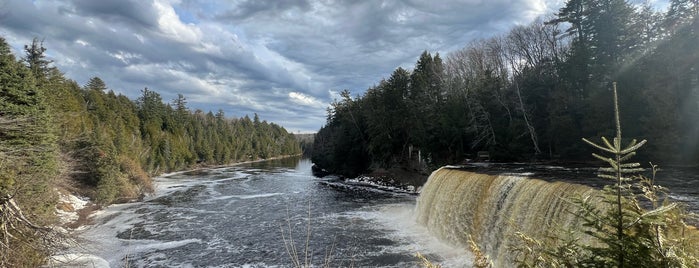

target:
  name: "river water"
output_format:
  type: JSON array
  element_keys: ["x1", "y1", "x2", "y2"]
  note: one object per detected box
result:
[
  {"x1": 71, "y1": 158, "x2": 699, "y2": 267},
  {"x1": 74, "y1": 157, "x2": 467, "y2": 267}
]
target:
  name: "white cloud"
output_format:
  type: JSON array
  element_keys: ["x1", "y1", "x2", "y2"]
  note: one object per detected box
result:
[
  {"x1": 75, "y1": 39, "x2": 89, "y2": 46},
  {"x1": 289, "y1": 91, "x2": 325, "y2": 108},
  {"x1": 0, "y1": 0, "x2": 565, "y2": 132},
  {"x1": 109, "y1": 51, "x2": 141, "y2": 64},
  {"x1": 154, "y1": 0, "x2": 203, "y2": 44}
]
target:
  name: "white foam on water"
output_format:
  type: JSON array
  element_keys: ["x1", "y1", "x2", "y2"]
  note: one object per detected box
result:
[
  {"x1": 225, "y1": 199, "x2": 239, "y2": 207},
  {"x1": 210, "y1": 192, "x2": 285, "y2": 201},
  {"x1": 151, "y1": 177, "x2": 202, "y2": 197},
  {"x1": 501, "y1": 172, "x2": 536, "y2": 177},
  {"x1": 158, "y1": 170, "x2": 192, "y2": 177},
  {"x1": 68, "y1": 197, "x2": 203, "y2": 266},
  {"x1": 236, "y1": 193, "x2": 285, "y2": 199},
  {"x1": 48, "y1": 253, "x2": 110, "y2": 268},
  {"x1": 541, "y1": 165, "x2": 570, "y2": 170},
  {"x1": 345, "y1": 203, "x2": 474, "y2": 267},
  {"x1": 240, "y1": 263, "x2": 277, "y2": 268},
  {"x1": 212, "y1": 173, "x2": 250, "y2": 183},
  {"x1": 69, "y1": 162, "x2": 478, "y2": 267},
  {"x1": 185, "y1": 207, "x2": 221, "y2": 214},
  {"x1": 444, "y1": 165, "x2": 467, "y2": 169},
  {"x1": 127, "y1": 238, "x2": 202, "y2": 252},
  {"x1": 669, "y1": 193, "x2": 698, "y2": 202},
  {"x1": 71, "y1": 204, "x2": 142, "y2": 265},
  {"x1": 88, "y1": 234, "x2": 202, "y2": 266},
  {"x1": 130, "y1": 251, "x2": 197, "y2": 268}
]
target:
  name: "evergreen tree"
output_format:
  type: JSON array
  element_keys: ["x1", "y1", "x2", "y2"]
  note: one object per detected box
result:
[
  {"x1": 1, "y1": 34, "x2": 302, "y2": 264},
  {"x1": 85, "y1": 76, "x2": 108, "y2": 92},
  {"x1": 23, "y1": 37, "x2": 53, "y2": 83},
  {"x1": 0, "y1": 36, "x2": 60, "y2": 267},
  {"x1": 664, "y1": 0, "x2": 699, "y2": 34},
  {"x1": 510, "y1": 83, "x2": 699, "y2": 267}
]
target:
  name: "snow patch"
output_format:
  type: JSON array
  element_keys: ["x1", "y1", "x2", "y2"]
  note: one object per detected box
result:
[
  {"x1": 345, "y1": 176, "x2": 419, "y2": 194},
  {"x1": 55, "y1": 191, "x2": 90, "y2": 225}
]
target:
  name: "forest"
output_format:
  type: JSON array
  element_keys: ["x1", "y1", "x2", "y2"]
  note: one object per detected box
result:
[
  {"x1": 312, "y1": 0, "x2": 699, "y2": 178},
  {"x1": 0, "y1": 37, "x2": 301, "y2": 266}
]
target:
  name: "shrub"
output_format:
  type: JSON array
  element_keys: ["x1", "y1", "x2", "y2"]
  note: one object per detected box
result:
[{"x1": 510, "y1": 83, "x2": 699, "y2": 267}]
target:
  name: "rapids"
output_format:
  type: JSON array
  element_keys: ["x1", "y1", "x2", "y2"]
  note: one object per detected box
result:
[
  {"x1": 59, "y1": 159, "x2": 698, "y2": 267},
  {"x1": 64, "y1": 158, "x2": 471, "y2": 267}
]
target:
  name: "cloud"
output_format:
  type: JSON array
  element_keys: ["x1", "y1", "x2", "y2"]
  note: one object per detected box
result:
[
  {"x1": 215, "y1": 0, "x2": 312, "y2": 21},
  {"x1": 289, "y1": 92, "x2": 325, "y2": 108},
  {"x1": 0, "y1": 0, "x2": 564, "y2": 132},
  {"x1": 154, "y1": 0, "x2": 203, "y2": 44},
  {"x1": 68, "y1": 0, "x2": 160, "y2": 29}
]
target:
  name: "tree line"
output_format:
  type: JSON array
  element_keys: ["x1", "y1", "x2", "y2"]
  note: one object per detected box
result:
[
  {"x1": 312, "y1": 0, "x2": 699, "y2": 178},
  {"x1": 0, "y1": 36, "x2": 301, "y2": 266}
]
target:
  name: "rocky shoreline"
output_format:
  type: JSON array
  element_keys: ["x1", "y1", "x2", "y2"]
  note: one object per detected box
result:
[
  {"x1": 50, "y1": 191, "x2": 109, "y2": 267},
  {"x1": 312, "y1": 163, "x2": 430, "y2": 194},
  {"x1": 49, "y1": 155, "x2": 304, "y2": 267}
]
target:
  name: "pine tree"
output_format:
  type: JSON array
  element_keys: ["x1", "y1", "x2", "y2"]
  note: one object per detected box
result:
[
  {"x1": 582, "y1": 82, "x2": 647, "y2": 267},
  {"x1": 23, "y1": 38, "x2": 53, "y2": 84},
  {"x1": 0, "y1": 36, "x2": 61, "y2": 267},
  {"x1": 85, "y1": 76, "x2": 108, "y2": 91},
  {"x1": 510, "y1": 83, "x2": 699, "y2": 267}
]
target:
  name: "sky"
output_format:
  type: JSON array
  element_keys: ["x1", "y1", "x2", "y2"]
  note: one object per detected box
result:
[{"x1": 0, "y1": 0, "x2": 668, "y2": 133}]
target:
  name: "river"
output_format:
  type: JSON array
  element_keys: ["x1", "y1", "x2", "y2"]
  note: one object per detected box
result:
[
  {"x1": 66, "y1": 157, "x2": 699, "y2": 267},
  {"x1": 70, "y1": 157, "x2": 467, "y2": 267}
]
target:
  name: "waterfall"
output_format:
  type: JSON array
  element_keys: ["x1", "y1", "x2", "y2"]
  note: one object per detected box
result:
[{"x1": 416, "y1": 167, "x2": 598, "y2": 266}]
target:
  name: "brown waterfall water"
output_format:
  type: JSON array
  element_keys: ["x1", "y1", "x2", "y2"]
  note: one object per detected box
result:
[{"x1": 416, "y1": 167, "x2": 600, "y2": 266}]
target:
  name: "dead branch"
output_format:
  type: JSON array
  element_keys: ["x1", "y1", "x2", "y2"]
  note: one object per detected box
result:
[{"x1": 0, "y1": 194, "x2": 69, "y2": 266}]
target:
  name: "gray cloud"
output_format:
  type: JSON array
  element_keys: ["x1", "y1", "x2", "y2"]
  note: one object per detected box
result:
[
  {"x1": 68, "y1": 0, "x2": 160, "y2": 29},
  {"x1": 215, "y1": 0, "x2": 312, "y2": 21},
  {"x1": 0, "y1": 0, "x2": 564, "y2": 132}
]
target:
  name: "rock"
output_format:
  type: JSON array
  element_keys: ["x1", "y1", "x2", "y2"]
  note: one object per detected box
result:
[{"x1": 56, "y1": 202, "x2": 75, "y2": 212}]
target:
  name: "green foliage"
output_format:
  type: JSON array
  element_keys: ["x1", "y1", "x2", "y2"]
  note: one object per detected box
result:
[
  {"x1": 509, "y1": 83, "x2": 699, "y2": 267},
  {"x1": 45, "y1": 77, "x2": 299, "y2": 205},
  {"x1": 0, "y1": 36, "x2": 60, "y2": 267},
  {"x1": 312, "y1": 90, "x2": 371, "y2": 177},
  {"x1": 0, "y1": 35, "x2": 302, "y2": 265},
  {"x1": 85, "y1": 76, "x2": 107, "y2": 91},
  {"x1": 23, "y1": 37, "x2": 54, "y2": 84},
  {"x1": 313, "y1": 4, "x2": 699, "y2": 177}
]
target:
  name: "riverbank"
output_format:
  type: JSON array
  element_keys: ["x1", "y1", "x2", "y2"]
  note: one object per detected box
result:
[
  {"x1": 312, "y1": 163, "x2": 431, "y2": 194},
  {"x1": 49, "y1": 155, "x2": 302, "y2": 267},
  {"x1": 56, "y1": 154, "x2": 302, "y2": 228},
  {"x1": 50, "y1": 158, "x2": 451, "y2": 267},
  {"x1": 359, "y1": 167, "x2": 430, "y2": 193},
  {"x1": 154, "y1": 154, "x2": 302, "y2": 178}
]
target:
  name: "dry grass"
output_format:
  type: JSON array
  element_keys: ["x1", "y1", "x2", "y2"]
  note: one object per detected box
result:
[
  {"x1": 415, "y1": 252, "x2": 442, "y2": 268},
  {"x1": 468, "y1": 235, "x2": 494, "y2": 268},
  {"x1": 280, "y1": 203, "x2": 342, "y2": 268}
]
